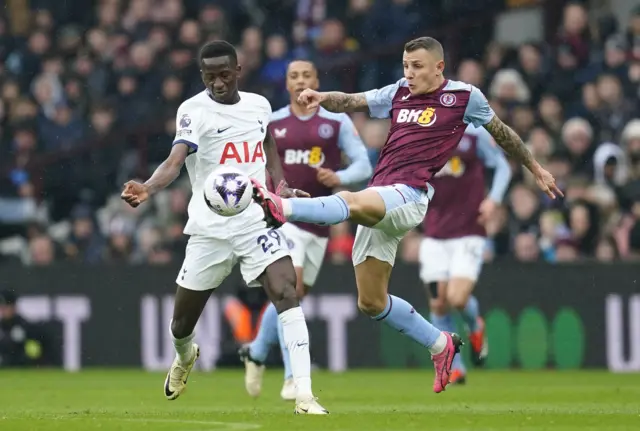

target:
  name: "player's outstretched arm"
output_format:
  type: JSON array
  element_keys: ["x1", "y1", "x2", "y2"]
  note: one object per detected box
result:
[
  {"x1": 319, "y1": 92, "x2": 370, "y2": 113},
  {"x1": 483, "y1": 115, "x2": 563, "y2": 199},
  {"x1": 143, "y1": 144, "x2": 189, "y2": 195},
  {"x1": 121, "y1": 144, "x2": 188, "y2": 207},
  {"x1": 298, "y1": 89, "x2": 369, "y2": 113},
  {"x1": 483, "y1": 116, "x2": 537, "y2": 173}
]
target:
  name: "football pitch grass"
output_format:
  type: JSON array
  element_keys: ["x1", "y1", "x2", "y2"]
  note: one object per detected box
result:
[{"x1": 1, "y1": 369, "x2": 638, "y2": 430}]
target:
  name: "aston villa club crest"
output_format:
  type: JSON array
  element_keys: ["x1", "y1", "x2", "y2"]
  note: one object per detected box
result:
[
  {"x1": 318, "y1": 123, "x2": 334, "y2": 139},
  {"x1": 440, "y1": 93, "x2": 456, "y2": 107}
]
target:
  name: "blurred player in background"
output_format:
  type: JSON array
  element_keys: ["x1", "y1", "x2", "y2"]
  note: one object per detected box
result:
[
  {"x1": 420, "y1": 124, "x2": 511, "y2": 384},
  {"x1": 240, "y1": 60, "x2": 372, "y2": 401},
  {"x1": 252, "y1": 36, "x2": 561, "y2": 393},
  {"x1": 120, "y1": 41, "x2": 327, "y2": 414}
]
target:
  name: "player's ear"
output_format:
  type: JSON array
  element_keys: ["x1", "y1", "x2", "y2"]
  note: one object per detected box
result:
[
  {"x1": 236, "y1": 64, "x2": 242, "y2": 75},
  {"x1": 436, "y1": 60, "x2": 445, "y2": 76}
]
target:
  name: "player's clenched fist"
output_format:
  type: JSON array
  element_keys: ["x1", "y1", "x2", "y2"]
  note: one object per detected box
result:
[
  {"x1": 297, "y1": 89, "x2": 325, "y2": 110},
  {"x1": 121, "y1": 181, "x2": 149, "y2": 208}
]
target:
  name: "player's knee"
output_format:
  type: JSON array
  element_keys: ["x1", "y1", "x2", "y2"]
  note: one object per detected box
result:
[
  {"x1": 170, "y1": 317, "x2": 192, "y2": 340},
  {"x1": 271, "y1": 278, "x2": 299, "y2": 313},
  {"x1": 357, "y1": 294, "x2": 387, "y2": 317},
  {"x1": 336, "y1": 191, "x2": 362, "y2": 217}
]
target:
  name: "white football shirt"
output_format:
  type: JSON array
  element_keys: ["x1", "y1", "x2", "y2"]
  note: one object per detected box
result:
[{"x1": 173, "y1": 90, "x2": 272, "y2": 238}]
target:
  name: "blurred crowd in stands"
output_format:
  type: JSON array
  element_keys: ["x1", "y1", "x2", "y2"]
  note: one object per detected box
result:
[{"x1": 1, "y1": 0, "x2": 640, "y2": 266}]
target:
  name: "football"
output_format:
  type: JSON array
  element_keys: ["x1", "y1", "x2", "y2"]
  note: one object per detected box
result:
[{"x1": 203, "y1": 167, "x2": 254, "y2": 217}]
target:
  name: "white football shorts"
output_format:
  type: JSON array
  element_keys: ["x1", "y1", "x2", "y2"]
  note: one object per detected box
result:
[
  {"x1": 176, "y1": 223, "x2": 290, "y2": 291},
  {"x1": 352, "y1": 184, "x2": 434, "y2": 267},
  {"x1": 280, "y1": 222, "x2": 329, "y2": 287},
  {"x1": 419, "y1": 235, "x2": 486, "y2": 283}
]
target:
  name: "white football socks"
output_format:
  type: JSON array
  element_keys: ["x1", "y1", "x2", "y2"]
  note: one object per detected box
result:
[
  {"x1": 428, "y1": 332, "x2": 447, "y2": 355},
  {"x1": 279, "y1": 307, "x2": 313, "y2": 399},
  {"x1": 171, "y1": 322, "x2": 195, "y2": 365}
]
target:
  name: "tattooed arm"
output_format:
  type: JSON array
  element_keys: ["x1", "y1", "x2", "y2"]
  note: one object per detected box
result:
[
  {"x1": 483, "y1": 115, "x2": 540, "y2": 174},
  {"x1": 318, "y1": 92, "x2": 370, "y2": 113},
  {"x1": 483, "y1": 115, "x2": 563, "y2": 199}
]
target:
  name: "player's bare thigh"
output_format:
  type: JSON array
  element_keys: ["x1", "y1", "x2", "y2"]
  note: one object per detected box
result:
[
  {"x1": 354, "y1": 257, "x2": 393, "y2": 316},
  {"x1": 336, "y1": 189, "x2": 387, "y2": 227},
  {"x1": 446, "y1": 278, "x2": 476, "y2": 309}
]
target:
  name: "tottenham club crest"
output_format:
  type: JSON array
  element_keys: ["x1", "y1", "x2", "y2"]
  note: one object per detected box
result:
[
  {"x1": 179, "y1": 114, "x2": 191, "y2": 128},
  {"x1": 318, "y1": 123, "x2": 334, "y2": 139},
  {"x1": 440, "y1": 93, "x2": 456, "y2": 107}
]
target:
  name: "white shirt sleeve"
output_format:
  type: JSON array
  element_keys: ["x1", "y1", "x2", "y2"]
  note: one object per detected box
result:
[{"x1": 173, "y1": 102, "x2": 203, "y2": 153}]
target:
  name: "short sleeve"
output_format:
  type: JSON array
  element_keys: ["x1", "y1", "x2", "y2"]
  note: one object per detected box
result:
[
  {"x1": 173, "y1": 103, "x2": 202, "y2": 153},
  {"x1": 463, "y1": 86, "x2": 495, "y2": 127},
  {"x1": 364, "y1": 79, "x2": 404, "y2": 119}
]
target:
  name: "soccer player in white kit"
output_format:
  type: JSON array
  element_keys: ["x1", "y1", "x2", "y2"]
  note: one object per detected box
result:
[{"x1": 120, "y1": 41, "x2": 328, "y2": 415}]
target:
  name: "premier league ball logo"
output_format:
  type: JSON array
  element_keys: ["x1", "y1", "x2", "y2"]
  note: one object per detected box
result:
[{"x1": 214, "y1": 173, "x2": 247, "y2": 207}]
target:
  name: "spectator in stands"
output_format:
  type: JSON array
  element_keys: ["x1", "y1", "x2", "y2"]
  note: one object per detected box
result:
[
  {"x1": 561, "y1": 117, "x2": 595, "y2": 177},
  {"x1": 28, "y1": 235, "x2": 56, "y2": 266},
  {"x1": 63, "y1": 205, "x2": 105, "y2": 264}
]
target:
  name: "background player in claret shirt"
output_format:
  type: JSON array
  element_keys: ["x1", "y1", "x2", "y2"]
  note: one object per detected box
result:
[
  {"x1": 240, "y1": 60, "x2": 372, "y2": 401},
  {"x1": 421, "y1": 124, "x2": 511, "y2": 384},
  {"x1": 120, "y1": 41, "x2": 327, "y2": 415},
  {"x1": 252, "y1": 36, "x2": 562, "y2": 393}
]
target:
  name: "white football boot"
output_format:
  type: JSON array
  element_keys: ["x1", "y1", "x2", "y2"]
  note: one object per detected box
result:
[
  {"x1": 280, "y1": 378, "x2": 296, "y2": 401},
  {"x1": 294, "y1": 396, "x2": 329, "y2": 415},
  {"x1": 238, "y1": 344, "x2": 265, "y2": 398},
  {"x1": 164, "y1": 343, "x2": 200, "y2": 400}
]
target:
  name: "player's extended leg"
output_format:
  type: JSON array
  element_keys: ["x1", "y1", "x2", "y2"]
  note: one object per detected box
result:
[
  {"x1": 277, "y1": 266, "x2": 306, "y2": 400},
  {"x1": 164, "y1": 286, "x2": 210, "y2": 400},
  {"x1": 258, "y1": 256, "x2": 327, "y2": 414},
  {"x1": 419, "y1": 238, "x2": 466, "y2": 383},
  {"x1": 166, "y1": 235, "x2": 234, "y2": 400},
  {"x1": 427, "y1": 282, "x2": 467, "y2": 384},
  {"x1": 252, "y1": 180, "x2": 387, "y2": 227},
  {"x1": 354, "y1": 255, "x2": 461, "y2": 393},
  {"x1": 447, "y1": 279, "x2": 486, "y2": 366}
]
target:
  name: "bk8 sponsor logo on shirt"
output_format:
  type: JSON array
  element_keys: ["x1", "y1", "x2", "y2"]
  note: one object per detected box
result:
[
  {"x1": 397, "y1": 107, "x2": 437, "y2": 127},
  {"x1": 283, "y1": 146, "x2": 325, "y2": 168}
]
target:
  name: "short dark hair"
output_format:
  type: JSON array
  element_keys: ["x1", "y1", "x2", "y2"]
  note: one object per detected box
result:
[
  {"x1": 199, "y1": 40, "x2": 237, "y2": 64},
  {"x1": 287, "y1": 59, "x2": 317, "y2": 72},
  {"x1": 404, "y1": 37, "x2": 444, "y2": 59}
]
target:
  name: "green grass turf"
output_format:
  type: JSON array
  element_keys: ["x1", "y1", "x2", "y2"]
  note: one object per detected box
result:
[{"x1": 0, "y1": 369, "x2": 638, "y2": 430}]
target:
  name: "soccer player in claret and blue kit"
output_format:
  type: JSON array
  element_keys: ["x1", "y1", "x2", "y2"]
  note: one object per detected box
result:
[
  {"x1": 420, "y1": 124, "x2": 511, "y2": 384},
  {"x1": 251, "y1": 36, "x2": 562, "y2": 393},
  {"x1": 239, "y1": 60, "x2": 372, "y2": 401}
]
